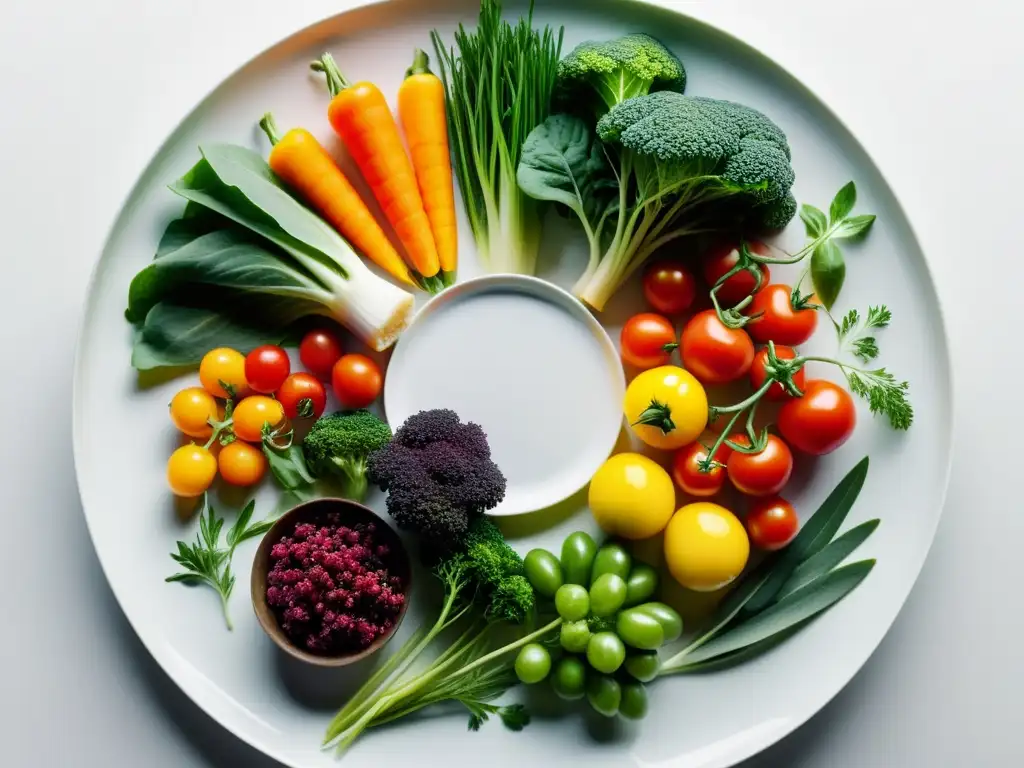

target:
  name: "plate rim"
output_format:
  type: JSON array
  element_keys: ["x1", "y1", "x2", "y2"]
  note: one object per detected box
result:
[{"x1": 70, "y1": 1, "x2": 956, "y2": 766}]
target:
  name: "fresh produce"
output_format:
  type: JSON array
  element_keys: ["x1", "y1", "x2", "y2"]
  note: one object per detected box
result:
[
  {"x1": 560, "y1": 620, "x2": 591, "y2": 653},
  {"x1": 550, "y1": 657, "x2": 587, "y2": 699},
  {"x1": 199, "y1": 347, "x2": 248, "y2": 399},
  {"x1": 125, "y1": 145, "x2": 415, "y2": 369},
  {"x1": 430, "y1": 0, "x2": 564, "y2": 275},
  {"x1": 590, "y1": 573, "x2": 627, "y2": 616},
  {"x1": 523, "y1": 549, "x2": 563, "y2": 598},
  {"x1": 258, "y1": 112, "x2": 416, "y2": 289},
  {"x1": 747, "y1": 284, "x2": 818, "y2": 345},
  {"x1": 643, "y1": 259, "x2": 697, "y2": 315},
  {"x1": 623, "y1": 563, "x2": 659, "y2": 606},
  {"x1": 167, "y1": 498, "x2": 274, "y2": 630},
  {"x1": 243, "y1": 345, "x2": 291, "y2": 394},
  {"x1": 702, "y1": 241, "x2": 772, "y2": 306},
  {"x1": 672, "y1": 441, "x2": 731, "y2": 498},
  {"x1": 398, "y1": 49, "x2": 458, "y2": 286},
  {"x1": 746, "y1": 496, "x2": 799, "y2": 551},
  {"x1": 727, "y1": 434, "x2": 793, "y2": 496},
  {"x1": 624, "y1": 366, "x2": 708, "y2": 450},
  {"x1": 169, "y1": 387, "x2": 219, "y2": 439},
  {"x1": 514, "y1": 643, "x2": 552, "y2": 684},
  {"x1": 264, "y1": 515, "x2": 406, "y2": 654},
  {"x1": 555, "y1": 584, "x2": 590, "y2": 622},
  {"x1": 311, "y1": 54, "x2": 442, "y2": 290},
  {"x1": 750, "y1": 345, "x2": 804, "y2": 401},
  {"x1": 663, "y1": 502, "x2": 750, "y2": 591},
  {"x1": 588, "y1": 454, "x2": 675, "y2": 539},
  {"x1": 624, "y1": 651, "x2": 660, "y2": 682},
  {"x1": 217, "y1": 441, "x2": 267, "y2": 487},
  {"x1": 680, "y1": 310, "x2": 755, "y2": 385},
  {"x1": 167, "y1": 444, "x2": 218, "y2": 498},
  {"x1": 560, "y1": 531, "x2": 598, "y2": 586},
  {"x1": 615, "y1": 608, "x2": 664, "y2": 650},
  {"x1": 276, "y1": 373, "x2": 327, "y2": 420},
  {"x1": 231, "y1": 396, "x2": 285, "y2": 443},
  {"x1": 778, "y1": 379, "x2": 857, "y2": 455},
  {"x1": 590, "y1": 542, "x2": 632, "y2": 583},
  {"x1": 299, "y1": 328, "x2": 344, "y2": 380},
  {"x1": 619, "y1": 682, "x2": 649, "y2": 720},
  {"x1": 620, "y1": 313, "x2": 678, "y2": 368},
  {"x1": 518, "y1": 76, "x2": 797, "y2": 309},
  {"x1": 587, "y1": 675, "x2": 622, "y2": 717},
  {"x1": 634, "y1": 602, "x2": 683, "y2": 643},
  {"x1": 586, "y1": 631, "x2": 626, "y2": 673},
  {"x1": 366, "y1": 409, "x2": 506, "y2": 549},
  {"x1": 332, "y1": 353, "x2": 383, "y2": 408},
  {"x1": 302, "y1": 410, "x2": 393, "y2": 501}
]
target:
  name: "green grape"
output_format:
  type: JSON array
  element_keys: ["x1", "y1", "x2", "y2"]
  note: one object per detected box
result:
[
  {"x1": 554, "y1": 584, "x2": 590, "y2": 622},
  {"x1": 619, "y1": 682, "x2": 649, "y2": 720},
  {"x1": 514, "y1": 643, "x2": 552, "y2": 684},
  {"x1": 550, "y1": 656, "x2": 587, "y2": 700},
  {"x1": 586, "y1": 631, "x2": 626, "y2": 674},
  {"x1": 624, "y1": 651, "x2": 661, "y2": 682},
  {"x1": 590, "y1": 543, "x2": 632, "y2": 584},
  {"x1": 589, "y1": 573, "x2": 627, "y2": 617},
  {"x1": 616, "y1": 608, "x2": 665, "y2": 650},
  {"x1": 624, "y1": 563, "x2": 659, "y2": 606},
  {"x1": 560, "y1": 620, "x2": 592, "y2": 653},
  {"x1": 524, "y1": 548, "x2": 563, "y2": 598},
  {"x1": 634, "y1": 602, "x2": 683, "y2": 643},
  {"x1": 560, "y1": 531, "x2": 598, "y2": 586},
  {"x1": 586, "y1": 674, "x2": 622, "y2": 717}
]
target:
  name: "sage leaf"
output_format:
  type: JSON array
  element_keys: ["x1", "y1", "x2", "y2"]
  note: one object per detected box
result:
[
  {"x1": 741, "y1": 456, "x2": 869, "y2": 617},
  {"x1": 677, "y1": 560, "x2": 875, "y2": 666},
  {"x1": 775, "y1": 519, "x2": 880, "y2": 602},
  {"x1": 833, "y1": 214, "x2": 876, "y2": 240},
  {"x1": 829, "y1": 181, "x2": 857, "y2": 224},
  {"x1": 664, "y1": 626, "x2": 802, "y2": 674},
  {"x1": 811, "y1": 239, "x2": 846, "y2": 310},
  {"x1": 799, "y1": 204, "x2": 827, "y2": 238}
]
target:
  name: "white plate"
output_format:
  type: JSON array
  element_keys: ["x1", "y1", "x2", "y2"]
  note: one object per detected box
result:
[
  {"x1": 384, "y1": 274, "x2": 625, "y2": 516},
  {"x1": 73, "y1": 1, "x2": 953, "y2": 767}
]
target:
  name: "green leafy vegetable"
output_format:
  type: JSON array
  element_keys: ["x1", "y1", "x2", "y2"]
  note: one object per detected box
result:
[
  {"x1": 801, "y1": 182, "x2": 876, "y2": 308},
  {"x1": 837, "y1": 305, "x2": 892, "y2": 362},
  {"x1": 810, "y1": 239, "x2": 846, "y2": 310},
  {"x1": 775, "y1": 519, "x2": 880, "y2": 601}
]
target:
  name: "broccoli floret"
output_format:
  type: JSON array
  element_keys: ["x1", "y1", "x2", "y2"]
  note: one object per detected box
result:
[
  {"x1": 302, "y1": 410, "x2": 392, "y2": 501},
  {"x1": 555, "y1": 33, "x2": 686, "y2": 118},
  {"x1": 446, "y1": 517, "x2": 533, "y2": 623},
  {"x1": 367, "y1": 409, "x2": 507, "y2": 550}
]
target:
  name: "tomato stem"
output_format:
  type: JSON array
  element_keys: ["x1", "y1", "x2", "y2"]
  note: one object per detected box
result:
[{"x1": 632, "y1": 399, "x2": 676, "y2": 434}]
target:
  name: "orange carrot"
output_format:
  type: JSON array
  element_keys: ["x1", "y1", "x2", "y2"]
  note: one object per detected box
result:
[
  {"x1": 398, "y1": 49, "x2": 457, "y2": 287},
  {"x1": 258, "y1": 113, "x2": 414, "y2": 288},
  {"x1": 311, "y1": 54, "x2": 443, "y2": 292}
]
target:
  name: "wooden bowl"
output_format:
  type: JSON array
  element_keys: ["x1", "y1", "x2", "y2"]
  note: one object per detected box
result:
[{"x1": 250, "y1": 497, "x2": 411, "y2": 667}]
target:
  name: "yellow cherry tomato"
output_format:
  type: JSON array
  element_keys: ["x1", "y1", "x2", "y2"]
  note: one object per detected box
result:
[
  {"x1": 167, "y1": 444, "x2": 218, "y2": 498},
  {"x1": 169, "y1": 387, "x2": 219, "y2": 438},
  {"x1": 199, "y1": 347, "x2": 249, "y2": 399},
  {"x1": 232, "y1": 396, "x2": 285, "y2": 443},
  {"x1": 589, "y1": 453, "x2": 676, "y2": 540},
  {"x1": 624, "y1": 366, "x2": 708, "y2": 450},
  {"x1": 663, "y1": 502, "x2": 749, "y2": 592},
  {"x1": 218, "y1": 441, "x2": 267, "y2": 487}
]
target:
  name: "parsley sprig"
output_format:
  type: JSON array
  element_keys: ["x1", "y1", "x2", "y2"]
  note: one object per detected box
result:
[{"x1": 166, "y1": 496, "x2": 274, "y2": 630}]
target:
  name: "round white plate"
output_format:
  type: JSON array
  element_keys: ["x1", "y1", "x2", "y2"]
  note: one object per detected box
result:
[
  {"x1": 384, "y1": 274, "x2": 625, "y2": 516},
  {"x1": 73, "y1": 1, "x2": 952, "y2": 767}
]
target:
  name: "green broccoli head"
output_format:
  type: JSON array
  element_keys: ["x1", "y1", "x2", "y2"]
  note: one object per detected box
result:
[
  {"x1": 555, "y1": 33, "x2": 686, "y2": 118},
  {"x1": 303, "y1": 410, "x2": 392, "y2": 500}
]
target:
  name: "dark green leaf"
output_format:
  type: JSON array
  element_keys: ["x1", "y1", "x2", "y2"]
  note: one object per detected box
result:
[
  {"x1": 741, "y1": 456, "x2": 869, "y2": 616},
  {"x1": 775, "y1": 519, "x2": 879, "y2": 602},
  {"x1": 833, "y1": 214, "x2": 876, "y2": 240},
  {"x1": 799, "y1": 204, "x2": 827, "y2": 238},
  {"x1": 663, "y1": 625, "x2": 803, "y2": 674},
  {"x1": 676, "y1": 560, "x2": 875, "y2": 665},
  {"x1": 829, "y1": 181, "x2": 857, "y2": 224},
  {"x1": 498, "y1": 704, "x2": 531, "y2": 731},
  {"x1": 165, "y1": 572, "x2": 204, "y2": 584},
  {"x1": 811, "y1": 239, "x2": 846, "y2": 310},
  {"x1": 263, "y1": 443, "x2": 315, "y2": 491},
  {"x1": 227, "y1": 500, "x2": 256, "y2": 549}
]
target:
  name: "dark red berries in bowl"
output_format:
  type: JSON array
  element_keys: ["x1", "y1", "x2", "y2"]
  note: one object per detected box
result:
[{"x1": 250, "y1": 498, "x2": 411, "y2": 667}]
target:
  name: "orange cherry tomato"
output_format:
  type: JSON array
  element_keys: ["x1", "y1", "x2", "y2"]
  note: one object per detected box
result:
[
  {"x1": 620, "y1": 313, "x2": 678, "y2": 369},
  {"x1": 778, "y1": 379, "x2": 857, "y2": 455},
  {"x1": 642, "y1": 260, "x2": 697, "y2": 315},
  {"x1": 747, "y1": 284, "x2": 818, "y2": 346},
  {"x1": 746, "y1": 496, "x2": 799, "y2": 551},
  {"x1": 702, "y1": 240, "x2": 771, "y2": 306},
  {"x1": 198, "y1": 347, "x2": 248, "y2": 399},
  {"x1": 232, "y1": 396, "x2": 285, "y2": 443},
  {"x1": 749, "y1": 345, "x2": 806, "y2": 401},
  {"x1": 332, "y1": 354, "x2": 383, "y2": 408},
  {"x1": 680, "y1": 309, "x2": 755, "y2": 384},
  {"x1": 167, "y1": 445, "x2": 218, "y2": 498},
  {"x1": 727, "y1": 434, "x2": 793, "y2": 497},
  {"x1": 276, "y1": 373, "x2": 327, "y2": 420},
  {"x1": 672, "y1": 441, "x2": 733, "y2": 498},
  {"x1": 217, "y1": 441, "x2": 268, "y2": 487},
  {"x1": 169, "y1": 387, "x2": 219, "y2": 439}
]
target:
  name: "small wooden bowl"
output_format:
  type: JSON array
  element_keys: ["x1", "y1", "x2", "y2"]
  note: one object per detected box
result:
[{"x1": 250, "y1": 497, "x2": 411, "y2": 667}]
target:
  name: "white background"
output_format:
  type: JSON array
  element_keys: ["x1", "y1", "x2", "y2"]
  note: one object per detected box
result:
[{"x1": 0, "y1": 0, "x2": 1020, "y2": 766}]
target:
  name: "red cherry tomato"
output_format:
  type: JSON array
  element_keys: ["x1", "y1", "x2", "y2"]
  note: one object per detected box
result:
[
  {"x1": 672, "y1": 441, "x2": 733, "y2": 498},
  {"x1": 747, "y1": 284, "x2": 818, "y2": 346},
  {"x1": 727, "y1": 434, "x2": 793, "y2": 497},
  {"x1": 642, "y1": 260, "x2": 697, "y2": 315},
  {"x1": 746, "y1": 496, "x2": 799, "y2": 551},
  {"x1": 299, "y1": 329, "x2": 344, "y2": 379},
  {"x1": 749, "y1": 345, "x2": 806, "y2": 401},
  {"x1": 702, "y1": 240, "x2": 771, "y2": 306},
  {"x1": 276, "y1": 373, "x2": 327, "y2": 420},
  {"x1": 778, "y1": 379, "x2": 857, "y2": 455},
  {"x1": 620, "y1": 313, "x2": 678, "y2": 368},
  {"x1": 243, "y1": 345, "x2": 291, "y2": 394},
  {"x1": 332, "y1": 354, "x2": 383, "y2": 408},
  {"x1": 680, "y1": 309, "x2": 755, "y2": 384}
]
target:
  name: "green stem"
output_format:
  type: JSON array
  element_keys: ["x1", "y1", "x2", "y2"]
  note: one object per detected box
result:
[
  {"x1": 632, "y1": 398, "x2": 676, "y2": 435},
  {"x1": 440, "y1": 617, "x2": 562, "y2": 686},
  {"x1": 310, "y1": 53, "x2": 352, "y2": 98},
  {"x1": 258, "y1": 112, "x2": 281, "y2": 146},
  {"x1": 220, "y1": 591, "x2": 233, "y2": 632},
  {"x1": 405, "y1": 48, "x2": 432, "y2": 78}
]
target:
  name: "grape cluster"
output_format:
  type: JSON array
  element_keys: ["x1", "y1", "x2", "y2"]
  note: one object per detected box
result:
[{"x1": 514, "y1": 532, "x2": 682, "y2": 719}]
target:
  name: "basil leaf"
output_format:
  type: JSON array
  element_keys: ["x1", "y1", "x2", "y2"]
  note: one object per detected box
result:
[
  {"x1": 829, "y1": 181, "x2": 857, "y2": 224},
  {"x1": 833, "y1": 213, "x2": 876, "y2": 240},
  {"x1": 799, "y1": 204, "x2": 827, "y2": 238},
  {"x1": 811, "y1": 239, "x2": 846, "y2": 310},
  {"x1": 263, "y1": 443, "x2": 315, "y2": 491},
  {"x1": 740, "y1": 456, "x2": 869, "y2": 616},
  {"x1": 774, "y1": 519, "x2": 879, "y2": 602},
  {"x1": 678, "y1": 560, "x2": 875, "y2": 665}
]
